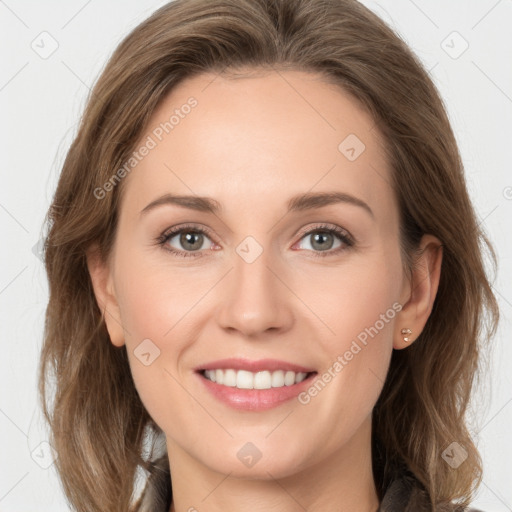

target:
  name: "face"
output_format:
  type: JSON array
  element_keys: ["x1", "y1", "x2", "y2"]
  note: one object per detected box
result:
[{"x1": 94, "y1": 69, "x2": 412, "y2": 479}]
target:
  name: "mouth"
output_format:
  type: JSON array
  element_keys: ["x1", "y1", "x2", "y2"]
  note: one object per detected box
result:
[
  {"x1": 198, "y1": 368, "x2": 317, "y2": 390},
  {"x1": 194, "y1": 358, "x2": 318, "y2": 410}
]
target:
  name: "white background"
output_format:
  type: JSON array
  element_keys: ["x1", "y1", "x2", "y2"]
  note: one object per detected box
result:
[{"x1": 0, "y1": 1, "x2": 511, "y2": 510}]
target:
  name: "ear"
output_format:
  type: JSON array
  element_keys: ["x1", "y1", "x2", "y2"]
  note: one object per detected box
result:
[
  {"x1": 86, "y1": 243, "x2": 125, "y2": 347},
  {"x1": 394, "y1": 234, "x2": 443, "y2": 350}
]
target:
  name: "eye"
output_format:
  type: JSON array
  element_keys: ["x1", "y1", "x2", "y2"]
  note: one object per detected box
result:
[
  {"x1": 157, "y1": 224, "x2": 216, "y2": 258},
  {"x1": 293, "y1": 224, "x2": 354, "y2": 257}
]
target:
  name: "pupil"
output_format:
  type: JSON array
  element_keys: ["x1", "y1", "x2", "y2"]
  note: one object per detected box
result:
[
  {"x1": 312, "y1": 232, "x2": 333, "y2": 251},
  {"x1": 181, "y1": 232, "x2": 202, "y2": 250}
]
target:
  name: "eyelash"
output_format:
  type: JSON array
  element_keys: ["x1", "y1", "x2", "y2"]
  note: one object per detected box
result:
[{"x1": 155, "y1": 222, "x2": 355, "y2": 259}]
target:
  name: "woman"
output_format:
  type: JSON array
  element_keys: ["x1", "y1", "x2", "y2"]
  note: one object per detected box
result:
[{"x1": 38, "y1": 0, "x2": 499, "y2": 511}]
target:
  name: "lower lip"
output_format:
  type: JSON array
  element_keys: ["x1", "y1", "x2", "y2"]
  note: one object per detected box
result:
[{"x1": 196, "y1": 371, "x2": 317, "y2": 411}]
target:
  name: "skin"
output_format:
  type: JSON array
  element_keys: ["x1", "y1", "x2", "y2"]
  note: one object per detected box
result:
[{"x1": 87, "y1": 69, "x2": 442, "y2": 512}]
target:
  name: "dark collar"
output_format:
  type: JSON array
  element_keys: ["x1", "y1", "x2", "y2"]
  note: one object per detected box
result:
[
  {"x1": 378, "y1": 475, "x2": 484, "y2": 512},
  {"x1": 378, "y1": 476, "x2": 414, "y2": 511}
]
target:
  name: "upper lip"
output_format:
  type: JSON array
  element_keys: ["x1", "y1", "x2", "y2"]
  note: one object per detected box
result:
[{"x1": 196, "y1": 358, "x2": 316, "y2": 373}]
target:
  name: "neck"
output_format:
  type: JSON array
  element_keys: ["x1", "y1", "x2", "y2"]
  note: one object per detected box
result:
[{"x1": 167, "y1": 416, "x2": 380, "y2": 512}]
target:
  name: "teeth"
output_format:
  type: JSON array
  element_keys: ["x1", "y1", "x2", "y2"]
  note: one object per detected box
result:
[{"x1": 203, "y1": 369, "x2": 309, "y2": 389}]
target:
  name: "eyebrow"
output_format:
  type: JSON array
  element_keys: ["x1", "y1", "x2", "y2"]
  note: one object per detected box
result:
[{"x1": 140, "y1": 191, "x2": 374, "y2": 218}]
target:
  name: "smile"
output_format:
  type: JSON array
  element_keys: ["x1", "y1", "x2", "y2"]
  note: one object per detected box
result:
[
  {"x1": 201, "y1": 369, "x2": 312, "y2": 389},
  {"x1": 195, "y1": 358, "x2": 318, "y2": 410}
]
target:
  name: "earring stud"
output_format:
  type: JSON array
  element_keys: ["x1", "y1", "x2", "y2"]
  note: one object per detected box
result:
[{"x1": 401, "y1": 328, "x2": 412, "y2": 343}]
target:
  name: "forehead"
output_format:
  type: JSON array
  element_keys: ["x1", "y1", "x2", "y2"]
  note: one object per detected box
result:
[{"x1": 121, "y1": 69, "x2": 395, "y2": 222}]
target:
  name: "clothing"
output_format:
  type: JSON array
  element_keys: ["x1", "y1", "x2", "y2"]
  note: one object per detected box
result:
[
  {"x1": 377, "y1": 475, "x2": 484, "y2": 512},
  {"x1": 137, "y1": 463, "x2": 485, "y2": 512}
]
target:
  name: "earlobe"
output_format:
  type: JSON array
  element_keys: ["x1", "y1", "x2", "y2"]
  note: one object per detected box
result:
[
  {"x1": 86, "y1": 244, "x2": 125, "y2": 347},
  {"x1": 393, "y1": 235, "x2": 443, "y2": 350}
]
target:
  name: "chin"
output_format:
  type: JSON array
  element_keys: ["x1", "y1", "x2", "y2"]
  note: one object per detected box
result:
[{"x1": 201, "y1": 441, "x2": 312, "y2": 480}]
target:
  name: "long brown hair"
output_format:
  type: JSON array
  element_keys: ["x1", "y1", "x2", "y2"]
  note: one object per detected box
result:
[{"x1": 38, "y1": 1, "x2": 499, "y2": 511}]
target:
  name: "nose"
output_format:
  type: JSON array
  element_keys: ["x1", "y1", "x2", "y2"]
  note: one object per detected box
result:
[{"x1": 215, "y1": 247, "x2": 294, "y2": 338}]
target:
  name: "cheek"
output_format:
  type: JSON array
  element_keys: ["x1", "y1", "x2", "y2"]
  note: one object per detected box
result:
[
  {"x1": 297, "y1": 248, "x2": 402, "y2": 406},
  {"x1": 301, "y1": 249, "x2": 402, "y2": 348},
  {"x1": 292, "y1": 266, "x2": 399, "y2": 456},
  {"x1": 111, "y1": 240, "x2": 241, "y2": 432},
  {"x1": 114, "y1": 242, "x2": 208, "y2": 342}
]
